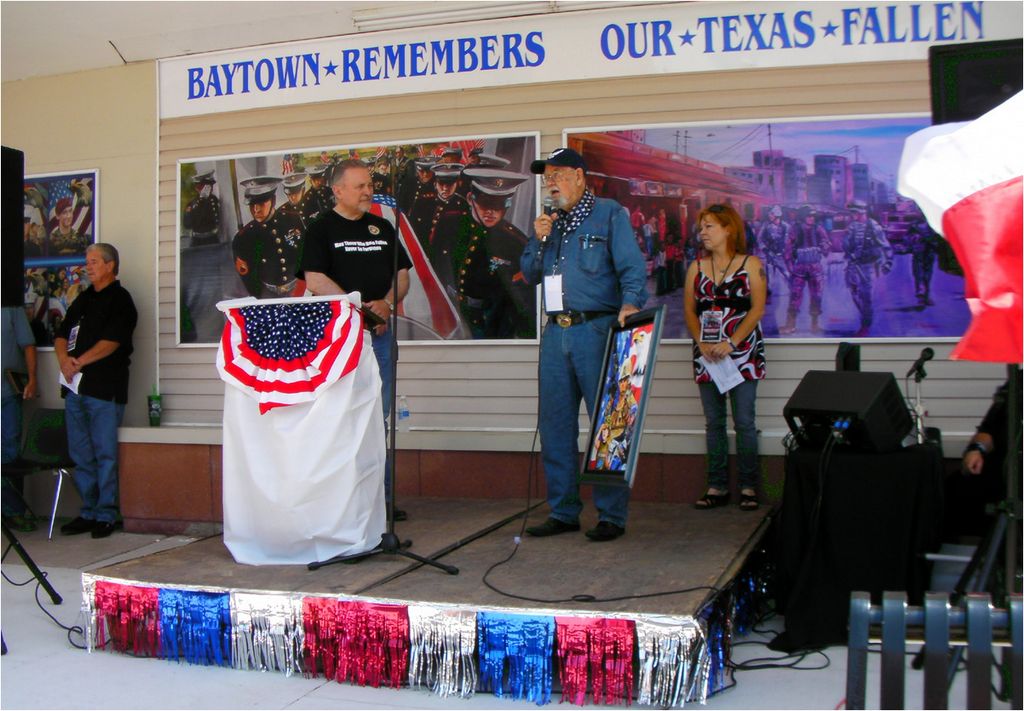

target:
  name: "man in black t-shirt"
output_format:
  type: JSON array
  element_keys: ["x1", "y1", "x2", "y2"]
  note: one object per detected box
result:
[
  {"x1": 54, "y1": 243, "x2": 137, "y2": 539},
  {"x1": 299, "y1": 159, "x2": 412, "y2": 518}
]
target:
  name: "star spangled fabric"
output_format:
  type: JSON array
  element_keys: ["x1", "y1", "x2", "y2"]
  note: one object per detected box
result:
[
  {"x1": 898, "y1": 92, "x2": 1023, "y2": 363},
  {"x1": 371, "y1": 195, "x2": 462, "y2": 339},
  {"x1": 216, "y1": 295, "x2": 363, "y2": 413},
  {"x1": 217, "y1": 294, "x2": 386, "y2": 565}
]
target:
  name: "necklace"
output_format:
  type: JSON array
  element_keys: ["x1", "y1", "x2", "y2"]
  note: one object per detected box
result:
[{"x1": 713, "y1": 254, "x2": 737, "y2": 286}]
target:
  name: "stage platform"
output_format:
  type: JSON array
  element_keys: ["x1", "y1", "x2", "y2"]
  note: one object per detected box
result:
[{"x1": 83, "y1": 497, "x2": 773, "y2": 706}]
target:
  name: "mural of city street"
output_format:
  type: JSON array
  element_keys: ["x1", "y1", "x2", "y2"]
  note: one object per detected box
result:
[{"x1": 569, "y1": 117, "x2": 970, "y2": 340}]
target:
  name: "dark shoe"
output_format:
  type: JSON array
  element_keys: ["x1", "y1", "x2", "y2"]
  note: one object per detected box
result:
[
  {"x1": 392, "y1": 509, "x2": 408, "y2": 522},
  {"x1": 525, "y1": 517, "x2": 580, "y2": 537},
  {"x1": 585, "y1": 521, "x2": 625, "y2": 542},
  {"x1": 695, "y1": 491, "x2": 730, "y2": 509},
  {"x1": 60, "y1": 516, "x2": 95, "y2": 535},
  {"x1": 739, "y1": 492, "x2": 760, "y2": 511},
  {"x1": 90, "y1": 520, "x2": 122, "y2": 539}
]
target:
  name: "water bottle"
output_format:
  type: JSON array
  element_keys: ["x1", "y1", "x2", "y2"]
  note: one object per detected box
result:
[{"x1": 397, "y1": 395, "x2": 411, "y2": 432}]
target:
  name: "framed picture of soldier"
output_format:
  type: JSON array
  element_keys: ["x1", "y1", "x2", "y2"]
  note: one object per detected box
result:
[
  {"x1": 23, "y1": 169, "x2": 99, "y2": 347},
  {"x1": 176, "y1": 133, "x2": 539, "y2": 345},
  {"x1": 581, "y1": 306, "x2": 665, "y2": 489},
  {"x1": 565, "y1": 117, "x2": 969, "y2": 341}
]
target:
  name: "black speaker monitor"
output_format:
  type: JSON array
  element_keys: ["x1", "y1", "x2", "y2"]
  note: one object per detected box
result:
[
  {"x1": 2, "y1": 146, "x2": 26, "y2": 307},
  {"x1": 835, "y1": 342, "x2": 861, "y2": 372},
  {"x1": 930, "y1": 39, "x2": 1023, "y2": 125},
  {"x1": 784, "y1": 370, "x2": 912, "y2": 452}
]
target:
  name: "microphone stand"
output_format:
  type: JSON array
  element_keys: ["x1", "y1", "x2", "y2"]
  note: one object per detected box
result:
[{"x1": 309, "y1": 214, "x2": 457, "y2": 575}]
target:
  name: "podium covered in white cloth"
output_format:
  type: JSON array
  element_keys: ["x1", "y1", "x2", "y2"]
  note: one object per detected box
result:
[{"x1": 216, "y1": 295, "x2": 386, "y2": 565}]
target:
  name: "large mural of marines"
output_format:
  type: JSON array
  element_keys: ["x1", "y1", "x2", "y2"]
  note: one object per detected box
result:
[
  {"x1": 568, "y1": 117, "x2": 968, "y2": 340},
  {"x1": 178, "y1": 135, "x2": 538, "y2": 344}
]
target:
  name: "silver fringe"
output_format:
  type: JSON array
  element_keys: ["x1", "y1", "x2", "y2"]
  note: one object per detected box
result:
[
  {"x1": 635, "y1": 616, "x2": 710, "y2": 707},
  {"x1": 407, "y1": 605, "x2": 477, "y2": 698},
  {"x1": 230, "y1": 592, "x2": 305, "y2": 676}
]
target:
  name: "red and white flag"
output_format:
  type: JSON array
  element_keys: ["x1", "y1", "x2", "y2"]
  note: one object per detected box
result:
[
  {"x1": 371, "y1": 196, "x2": 462, "y2": 339},
  {"x1": 216, "y1": 296, "x2": 364, "y2": 414},
  {"x1": 898, "y1": 92, "x2": 1023, "y2": 363}
]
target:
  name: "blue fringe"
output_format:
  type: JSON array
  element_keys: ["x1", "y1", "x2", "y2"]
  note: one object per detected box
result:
[
  {"x1": 477, "y1": 612, "x2": 553, "y2": 706},
  {"x1": 158, "y1": 589, "x2": 232, "y2": 667}
]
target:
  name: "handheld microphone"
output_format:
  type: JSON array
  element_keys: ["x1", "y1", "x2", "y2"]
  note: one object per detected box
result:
[
  {"x1": 906, "y1": 346, "x2": 934, "y2": 378},
  {"x1": 542, "y1": 196, "x2": 556, "y2": 216}
]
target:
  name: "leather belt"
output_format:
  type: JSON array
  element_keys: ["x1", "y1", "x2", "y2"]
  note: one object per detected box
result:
[{"x1": 548, "y1": 310, "x2": 615, "y2": 328}]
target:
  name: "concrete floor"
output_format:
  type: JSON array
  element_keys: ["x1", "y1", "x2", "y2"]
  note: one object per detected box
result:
[{"x1": 1, "y1": 516, "x2": 1012, "y2": 710}]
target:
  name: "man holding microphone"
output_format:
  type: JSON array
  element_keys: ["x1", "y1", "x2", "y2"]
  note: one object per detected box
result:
[{"x1": 520, "y1": 148, "x2": 647, "y2": 542}]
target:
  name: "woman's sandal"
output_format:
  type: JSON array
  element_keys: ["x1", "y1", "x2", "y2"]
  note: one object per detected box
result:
[
  {"x1": 694, "y1": 491, "x2": 730, "y2": 509},
  {"x1": 739, "y1": 492, "x2": 760, "y2": 511}
]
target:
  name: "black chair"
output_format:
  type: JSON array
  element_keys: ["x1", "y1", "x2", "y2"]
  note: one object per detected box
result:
[{"x1": 2, "y1": 408, "x2": 74, "y2": 539}]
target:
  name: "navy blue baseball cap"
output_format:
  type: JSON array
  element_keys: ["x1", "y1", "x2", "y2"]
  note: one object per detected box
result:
[{"x1": 530, "y1": 148, "x2": 587, "y2": 174}]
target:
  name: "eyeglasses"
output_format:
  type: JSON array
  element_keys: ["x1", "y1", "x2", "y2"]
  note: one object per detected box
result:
[{"x1": 542, "y1": 169, "x2": 577, "y2": 185}]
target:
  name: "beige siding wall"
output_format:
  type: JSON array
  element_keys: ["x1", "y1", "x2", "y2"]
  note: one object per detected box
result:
[
  {"x1": 156, "y1": 59, "x2": 1005, "y2": 452},
  {"x1": 2, "y1": 57, "x2": 1005, "y2": 450},
  {"x1": 2, "y1": 63, "x2": 158, "y2": 427}
]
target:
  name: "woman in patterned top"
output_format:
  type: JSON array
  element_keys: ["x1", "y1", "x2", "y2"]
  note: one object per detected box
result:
[{"x1": 683, "y1": 204, "x2": 767, "y2": 511}]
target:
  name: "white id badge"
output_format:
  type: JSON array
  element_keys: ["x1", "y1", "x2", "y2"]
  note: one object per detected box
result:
[
  {"x1": 543, "y1": 274, "x2": 564, "y2": 313},
  {"x1": 67, "y1": 324, "x2": 80, "y2": 352},
  {"x1": 699, "y1": 309, "x2": 724, "y2": 343}
]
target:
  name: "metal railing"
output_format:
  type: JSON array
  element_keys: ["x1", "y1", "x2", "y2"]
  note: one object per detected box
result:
[{"x1": 846, "y1": 591, "x2": 1022, "y2": 709}]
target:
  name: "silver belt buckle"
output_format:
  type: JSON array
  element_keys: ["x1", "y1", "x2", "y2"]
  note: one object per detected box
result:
[{"x1": 556, "y1": 313, "x2": 573, "y2": 328}]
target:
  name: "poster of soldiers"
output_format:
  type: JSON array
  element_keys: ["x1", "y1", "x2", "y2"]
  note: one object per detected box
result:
[
  {"x1": 177, "y1": 133, "x2": 539, "y2": 344},
  {"x1": 566, "y1": 117, "x2": 969, "y2": 340},
  {"x1": 23, "y1": 170, "x2": 98, "y2": 347},
  {"x1": 582, "y1": 307, "x2": 664, "y2": 489}
]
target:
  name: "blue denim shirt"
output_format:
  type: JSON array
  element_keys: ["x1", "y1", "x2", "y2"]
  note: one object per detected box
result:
[{"x1": 520, "y1": 196, "x2": 648, "y2": 313}]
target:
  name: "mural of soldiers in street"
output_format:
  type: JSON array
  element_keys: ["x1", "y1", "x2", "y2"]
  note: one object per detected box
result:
[
  {"x1": 842, "y1": 200, "x2": 894, "y2": 337},
  {"x1": 177, "y1": 134, "x2": 538, "y2": 344},
  {"x1": 569, "y1": 117, "x2": 970, "y2": 340},
  {"x1": 781, "y1": 206, "x2": 832, "y2": 334}
]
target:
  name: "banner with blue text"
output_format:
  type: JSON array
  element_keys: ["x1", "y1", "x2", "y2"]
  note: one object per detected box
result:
[{"x1": 160, "y1": 1, "x2": 1022, "y2": 119}]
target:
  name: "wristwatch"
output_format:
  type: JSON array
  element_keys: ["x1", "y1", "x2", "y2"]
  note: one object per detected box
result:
[
  {"x1": 964, "y1": 441, "x2": 988, "y2": 455},
  {"x1": 384, "y1": 300, "x2": 394, "y2": 312}
]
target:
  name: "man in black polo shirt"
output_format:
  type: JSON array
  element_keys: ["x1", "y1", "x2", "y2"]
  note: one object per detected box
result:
[
  {"x1": 55, "y1": 243, "x2": 137, "y2": 539},
  {"x1": 300, "y1": 159, "x2": 412, "y2": 519}
]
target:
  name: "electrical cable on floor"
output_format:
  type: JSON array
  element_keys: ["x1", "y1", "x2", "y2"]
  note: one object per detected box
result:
[
  {"x1": 479, "y1": 320, "x2": 724, "y2": 606},
  {"x1": 2, "y1": 543, "x2": 86, "y2": 649}
]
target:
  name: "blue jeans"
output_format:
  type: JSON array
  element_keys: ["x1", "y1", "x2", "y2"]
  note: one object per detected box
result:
[
  {"x1": 539, "y1": 316, "x2": 630, "y2": 528},
  {"x1": 371, "y1": 330, "x2": 396, "y2": 499},
  {"x1": 698, "y1": 380, "x2": 760, "y2": 491},
  {"x1": 65, "y1": 392, "x2": 125, "y2": 523},
  {"x1": 2, "y1": 392, "x2": 26, "y2": 515}
]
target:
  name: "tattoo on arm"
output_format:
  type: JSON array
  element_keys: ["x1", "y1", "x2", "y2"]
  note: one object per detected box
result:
[{"x1": 759, "y1": 266, "x2": 766, "y2": 279}]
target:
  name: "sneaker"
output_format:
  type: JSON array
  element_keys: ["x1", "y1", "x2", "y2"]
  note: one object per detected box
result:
[
  {"x1": 60, "y1": 516, "x2": 95, "y2": 535},
  {"x1": 585, "y1": 521, "x2": 625, "y2": 542},
  {"x1": 525, "y1": 517, "x2": 580, "y2": 537}
]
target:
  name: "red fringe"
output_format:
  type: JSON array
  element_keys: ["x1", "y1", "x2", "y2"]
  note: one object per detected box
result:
[
  {"x1": 302, "y1": 598, "x2": 409, "y2": 688},
  {"x1": 93, "y1": 581, "x2": 160, "y2": 656},
  {"x1": 556, "y1": 617, "x2": 635, "y2": 706}
]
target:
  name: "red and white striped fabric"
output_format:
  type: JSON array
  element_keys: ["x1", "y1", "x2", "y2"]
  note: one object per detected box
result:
[
  {"x1": 898, "y1": 92, "x2": 1023, "y2": 363},
  {"x1": 216, "y1": 295, "x2": 364, "y2": 413},
  {"x1": 370, "y1": 196, "x2": 462, "y2": 339}
]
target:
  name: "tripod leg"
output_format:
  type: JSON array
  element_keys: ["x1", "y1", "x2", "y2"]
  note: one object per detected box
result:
[{"x1": 1, "y1": 521, "x2": 62, "y2": 605}]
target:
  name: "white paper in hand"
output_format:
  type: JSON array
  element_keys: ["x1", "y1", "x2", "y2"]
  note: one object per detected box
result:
[{"x1": 697, "y1": 355, "x2": 745, "y2": 394}]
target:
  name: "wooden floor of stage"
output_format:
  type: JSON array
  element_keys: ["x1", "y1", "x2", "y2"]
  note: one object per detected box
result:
[{"x1": 93, "y1": 498, "x2": 771, "y2": 617}]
